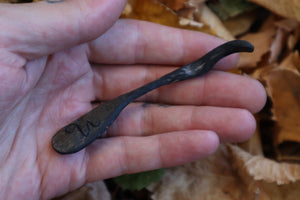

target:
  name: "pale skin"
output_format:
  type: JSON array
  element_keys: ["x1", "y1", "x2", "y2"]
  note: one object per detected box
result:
[{"x1": 0, "y1": 0, "x2": 266, "y2": 199}]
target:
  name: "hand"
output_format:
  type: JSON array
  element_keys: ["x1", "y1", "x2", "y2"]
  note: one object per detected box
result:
[{"x1": 0, "y1": 0, "x2": 266, "y2": 199}]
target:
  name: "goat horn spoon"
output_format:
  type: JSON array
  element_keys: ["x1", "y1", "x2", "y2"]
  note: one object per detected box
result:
[{"x1": 52, "y1": 40, "x2": 254, "y2": 154}]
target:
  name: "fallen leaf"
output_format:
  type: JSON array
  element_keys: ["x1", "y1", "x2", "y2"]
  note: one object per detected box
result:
[
  {"x1": 262, "y1": 52, "x2": 300, "y2": 161},
  {"x1": 277, "y1": 51, "x2": 300, "y2": 73},
  {"x1": 264, "y1": 62, "x2": 300, "y2": 144},
  {"x1": 248, "y1": 0, "x2": 300, "y2": 22},
  {"x1": 194, "y1": 4, "x2": 235, "y2": 40},
  {"x1": 228, "y1": 145, "x2": 300, "y2": 200},
  {"x1": 121, "y1": 0, "x2": 212, "y2": 34},
  {"x1": 121, "y1": 0, "x2": 180, "y2": 26},
  {"x1": 238, "y1": 27, "x2": 276, "y2": 68},
  {"x1": 149, "y1": 145, "x2": 270, "y2": 200},
  {"x1": 228, "y1": 145, "x2": 300, "y2": 185},
  {"x1": 174, "y1": 1, "x2": 235, "y2": 40},
  {"x1": 158, "y1": 0, "x2": 189, "y2": 11},
  {"x1": 238, "y1": 127, "x2": 264, "y2": 156},
  {"x1": 237, "y1": 16, "x2": 300, "y2": 69},
  {"x1": 269, "y1": 19, "x2": 300, "y2": 63},
  {"x1": 275, "y1": 19, "x2": 299, "y2": 33},
  {"x1": 223, "y1": 11, "x2": 257, "y2": 37}
]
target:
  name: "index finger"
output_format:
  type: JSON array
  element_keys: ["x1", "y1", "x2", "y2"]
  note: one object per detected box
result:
[{"x1": 88, "y1": 19, "x2": 239, "y2": 70}]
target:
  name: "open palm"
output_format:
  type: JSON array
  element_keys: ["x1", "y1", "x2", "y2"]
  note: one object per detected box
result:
[{"x1": 0, "y1": 1, "x2": 266, "y2": 199}]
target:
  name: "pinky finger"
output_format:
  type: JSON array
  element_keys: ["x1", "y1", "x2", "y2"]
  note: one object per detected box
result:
[{"x1": 85, "y1": 130, "x2": 219, "y2": 182}]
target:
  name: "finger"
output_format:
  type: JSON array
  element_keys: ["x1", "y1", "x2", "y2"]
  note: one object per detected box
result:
[
  {"x1": 85, "y1": 130, "x2": 219, "y2": 181},
  {"x1": 0, "y1": 0, "x2": 127, "y2": 59},
  {"x1": 93, "y1": 66, "x2": 266, "y2": 113},
  {"x1": 88, "y1": 19, "x2": 239, "y2": 70},
  {"x1": 106, "y1": 103, "x2": 256, "y2": 143}
]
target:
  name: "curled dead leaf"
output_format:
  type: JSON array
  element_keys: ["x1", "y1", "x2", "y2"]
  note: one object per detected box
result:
[
  {"x1": 262, "y1": 52, "x2": 300, "y2": 161},
  {"x1": 121, "y1": 0, "x2": 213, "y2": 34},
  {"x1": 238, "y1": 27, "x2": 276, "y2": 68},
  {"x1": 223, "y1": 12, "x2": 257, "y2": 37},
  {"x1": 238, "y1": 16, "x2": 300, "y2": 69},
  {"x1": 194, "y1": 4, "x2": 235, "y2": 40},
  {"x1": 269, "y1": 19, "x2": 300, "y2": 63},
  {"x1": 248, "y1": 0, "x2": 300, "y2": 22},
  {"x1": 149, "y1": 145, "x2": 270, "y2": 200},
  {"x1": 263, "y1": 53, "x2": 300, "y2": 144},
  {"x1": 158, "y1": 0, "x2": 189, "y2": 11},
  {"x1": 228, "y1": 145, "x2": 300, "y2": 185}
]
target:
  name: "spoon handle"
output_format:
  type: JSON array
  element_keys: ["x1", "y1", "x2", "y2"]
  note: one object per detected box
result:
[{"x1": 52, "y1": 40, "x2": 254, "y2": 154}]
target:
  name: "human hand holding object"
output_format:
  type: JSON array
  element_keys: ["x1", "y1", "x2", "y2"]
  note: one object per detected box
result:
[{"x1": 0, "y1": 0, "x2": 266, "y2": 199}]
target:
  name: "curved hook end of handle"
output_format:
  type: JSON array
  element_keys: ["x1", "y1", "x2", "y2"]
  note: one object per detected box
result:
[{"x1": 227, "y1": 40, "x2": 254, "y2": 53}]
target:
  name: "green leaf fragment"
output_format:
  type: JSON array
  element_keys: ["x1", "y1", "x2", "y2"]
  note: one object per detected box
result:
[{"x1": 113, "y1": 168, "x2": 165, "y2": 190}]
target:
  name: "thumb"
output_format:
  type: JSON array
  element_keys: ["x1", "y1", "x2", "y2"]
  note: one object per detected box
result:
[{"x1": 0, "y1": 0, "x2": 127, "y2": 59}]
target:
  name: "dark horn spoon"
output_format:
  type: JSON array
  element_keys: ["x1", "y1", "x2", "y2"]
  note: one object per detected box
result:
[{"x1": 52, "y1": 40, "x2": 254, "y2": 154}]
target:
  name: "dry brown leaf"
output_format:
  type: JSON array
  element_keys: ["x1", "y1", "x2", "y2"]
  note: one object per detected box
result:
[
  {"x1": 287, "y1": 26, "x2": 300, "y2": 51},
  {"x1": 265, "y1": 69, "x2": 300, "y2": 144},
  {"x1": 168, "y1": 0, "x2": 234, "y2": 40},
  {"x1": 121, "y1": 0, "x2": 180, "y2": 26},
  {"x1": 223, "y1": 12, "x2": 256, "y2": 37},
  {"x1": 238, "y1": 128, "x2": 264, "y2": 156},
  {"x1": 238, "y1": 17, "x2": 300, "y2": 69},
  {"x1": 277, "y1": 51, "x2": 300, "y2": 73},
  {"x1": 260, "y1": 181, "x2": 300, "y2": 200},
  {"x1": 263, "y1": 54, "x2": 300, "y2": 147},
  {"x1": 150, "y1": 144, "x2": 300, "y2": 200},
  {"x1": 122, "y1": 0, "x2": 235, "y2": 40},
  {"x1": 228, "y1": 145, "x2": 300, "y2": 185},
  {"x1": 237, "y1": 15, "x2": 278, "y2": 69},
  {"x1": 228, "y1": 145, "x2": 300, "y2": 200},
  {"x1": 121, "y1": 0, "x2": 212, "y2": 34},
  {"x1": 194, "y1": 4, "x2": 235, "y2": 40},
  {"x1": 279, "y1": 19, "x2": 300, "y2": 52},
  {"x1": 269, "y1": 19, "x2": 300, "y2": 63},
  {"x1": 248, "y1": 0, "x2": 300, "y2": 22},
  {"x1": 261, "y1": 52, "x2": 300, "y2": 161},
  {"x1": 158, "y1": 0, "x2": 189, "y2": 11},
  {"x1": 149, "y1": 145, "x2": 270, "y2": 200},
  {"x1": 268, "y1": 28, "x2": 286, "y2": 63},
  {"x1": 238, "y1": 28, "x2": 276, "y2": 68},
  {"x1": 275, "y1": 19, "x2": 299, "y2": 32}
]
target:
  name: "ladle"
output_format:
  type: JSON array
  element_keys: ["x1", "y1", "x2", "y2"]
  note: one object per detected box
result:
[{"x1": 52, "y1": 40, "x2": 254, "y2": 154}]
